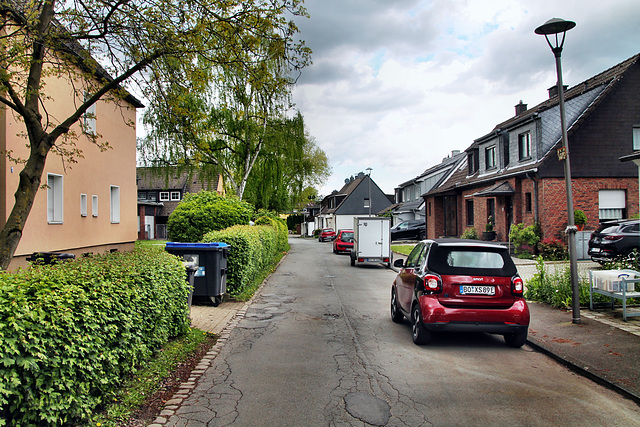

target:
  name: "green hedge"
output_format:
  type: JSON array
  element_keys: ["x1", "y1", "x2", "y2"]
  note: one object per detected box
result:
[
  {"x1": 202, "y1": 224, "x2": 286, "y2": 297},
  {"x1": 0, "y1": 249, "x2": 190, "y2": 426}
]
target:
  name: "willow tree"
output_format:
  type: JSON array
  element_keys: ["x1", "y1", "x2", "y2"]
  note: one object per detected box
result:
[
  {"x1": 243, "y1": 112, "x2": 330, "y2": 211},
  {"x1": 0, "y1": 0, "x2": 309, "y2": 269},
  {"x1": 138, "y1": 8, "x2": 311, "y2": 199}
]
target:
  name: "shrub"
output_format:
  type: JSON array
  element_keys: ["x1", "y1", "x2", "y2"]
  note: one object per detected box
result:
[
  {"x1": 202, "y1": 225, "x2": 279, "y2": 297},
  {"x1": 509, "y1": 223, "x2": 541, "y2": 257},
  {"x1": 461, "y1": 227, "x2": 480, "y2": 240},
  {"x1": 538, "y1": 238, "x2": 568, "y2": 261},
  {"x1": 167, "y1": 191, "x2": 254, "y2": 242},
  {"x1": 574, "y1": 209, "x2": 587, "y2": 226},
  {"x1": 0, "y1": 249, "x2": 190, "y2": 425},
  {"x1": 255, "y1": 214, "x2": 289, "y2": 253}
]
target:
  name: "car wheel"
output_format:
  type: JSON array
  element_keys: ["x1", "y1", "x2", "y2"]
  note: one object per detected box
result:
[
  {"x1": 319, "y1": 237, "x2": 323, "y2": 242},
  {"x1": 418, "y1": 230, "x2": 425, "y2": 240},
  {"x1": 350, "y1": 252, "x2": 355, "y2": 266},
  {"x1": 391, "y1": 289, "x2": 404, "y2": 323},
  {"x1": 504, "y1": 330, "x2": 527, "y2": 348},
  {"x1": 411, "y1": 304, "x2": 431, "y2": 345}
]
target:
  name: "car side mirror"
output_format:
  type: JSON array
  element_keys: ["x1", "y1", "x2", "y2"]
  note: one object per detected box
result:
[{"x1": 393, "y1": 259, "x2": 405, "y2": 268}]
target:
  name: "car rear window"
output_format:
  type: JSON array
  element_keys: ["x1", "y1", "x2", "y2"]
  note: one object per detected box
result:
[
  {"x1": 427, "y1": 245, "x2": 517, "y2": 276},
  {"x1": 342, "y1": 232, "x2": 354, "y2": 240}
]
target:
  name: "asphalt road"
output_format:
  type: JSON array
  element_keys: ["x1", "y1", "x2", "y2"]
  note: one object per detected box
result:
[{"x1": 167, "y1": 237, "x2": 640, "y2": 426}]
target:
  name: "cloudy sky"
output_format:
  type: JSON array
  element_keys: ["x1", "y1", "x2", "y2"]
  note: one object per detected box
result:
[{"x1": 289, "y1": 0, "x2": 640, "y2": 198}]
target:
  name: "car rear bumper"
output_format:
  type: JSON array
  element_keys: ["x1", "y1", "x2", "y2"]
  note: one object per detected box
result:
[
  {"x1": 418, "y1": 296, "x2": 530, "y2": 333},
  {"x1": 335, "y1": 244, "x2": 353, "y2": 251}
]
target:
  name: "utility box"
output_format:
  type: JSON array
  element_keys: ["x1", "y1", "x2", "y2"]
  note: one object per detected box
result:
[
  {"x1": 165, "y1": 242, "x2": 229, "y2": 306},
  {"x1": 350, "y1": 216, "x2": 392, "y2": 268}
]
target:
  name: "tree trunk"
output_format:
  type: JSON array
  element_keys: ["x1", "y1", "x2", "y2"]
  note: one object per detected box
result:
[{"x1": 0, "y1": 143, "x2": 50, "y2": 270}]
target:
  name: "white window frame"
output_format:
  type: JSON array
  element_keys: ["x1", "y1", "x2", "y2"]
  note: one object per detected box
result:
[
  {"x1": 159, "y1": 191, "x2": 170, "y2": 201},
  {"x1": 518, "y1": 132, "x2": 531, "y2": 160},
  {"x1": 92, "y1": 195, "x2": 99, "y2": 217},
  {"x1": 485, "y1": 145, "x2": 496, "y2": 169},
  {"x1": 47, "y1": 173, "x2": 64, "y2": 224},
  {"x1": 80, "y1": 193, "x2": 87, "y2": 217},
  {"x1": 599, "y1": 189, "x2": 626, "y2": 220},
  {"x1": 364, "y1": 198, "x2": 370, "y2": 209},
  {"x1": 170, "y1": 191, "x2": 181, "y2": 201},
  {"x1": 633, "y1": 125, "x2": 640, "y2": 151},
  {"x1": 110, "y1": 185, "x2": 120, "y2": 224}
]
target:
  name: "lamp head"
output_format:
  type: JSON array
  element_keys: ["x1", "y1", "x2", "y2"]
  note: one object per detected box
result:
[{"x1": 535, "y1": 18, "x2": 576, "y2": 36}]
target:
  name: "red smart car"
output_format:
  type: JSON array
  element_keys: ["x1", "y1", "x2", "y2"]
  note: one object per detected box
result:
[
  {"x1": 318, "y1": 228, "x2": 336, "y2": 242},
  {"x1": 333, "y1": 229, "x2": 354, "y2": 254},
  {"x1": 391, "y1": 239, "x2": 529, "y2": 347}
]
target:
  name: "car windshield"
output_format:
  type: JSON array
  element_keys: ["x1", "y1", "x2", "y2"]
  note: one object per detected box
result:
[
  {"x1": 324, "y1": 229, "x2": 334, "y2": 232},
  {"x1": 446, "y1": 251, "x2": 505, "y2": 269}
]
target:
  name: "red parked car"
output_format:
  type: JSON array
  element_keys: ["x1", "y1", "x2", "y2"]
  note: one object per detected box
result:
[
  {"x1": 391, "y1": 239, "x2": 529, "y2": 347},
  {"x1": 333, "y1": 229, "x2": 354, "y2": 254},
  {"x1": 318, "y1": 228, "x2": 336, "y2": 242}
]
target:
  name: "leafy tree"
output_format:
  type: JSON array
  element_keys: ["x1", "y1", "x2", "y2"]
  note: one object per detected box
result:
[
  {"x1": 0, "y1": 0, "x2": 310, "y2": 269},
  {"x1": 138, "y1": 20, "x2": 313, "y2": 201}
]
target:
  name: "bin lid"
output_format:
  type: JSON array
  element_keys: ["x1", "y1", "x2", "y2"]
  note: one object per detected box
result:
[{"x1": 165, "y1": 242, "x2": 229, "y2": 249}]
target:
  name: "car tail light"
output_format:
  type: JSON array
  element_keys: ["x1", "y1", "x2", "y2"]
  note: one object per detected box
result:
[
  {"x1": 422, "y1": 274, "x2": 442, "y2": 294},
  {"x1": 604, "y1": 235, "x2": 623, "y2": 242},
  {"x1": 511, "y1": 275, "x2": 524, "y2": 296}
]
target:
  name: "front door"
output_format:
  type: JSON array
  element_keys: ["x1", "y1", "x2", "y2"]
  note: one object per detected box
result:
[{"x1": 444, "y1": 196, "x2": 458, "y2": 237}]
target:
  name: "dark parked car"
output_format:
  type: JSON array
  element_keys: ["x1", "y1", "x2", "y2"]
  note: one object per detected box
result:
[
  {"x1": 390, "y1": 220, "x2": 425, "y2": 241},
  {"x1": 333, "y1": 229, "x2": 354, "y2": 254},
  {"x1": 391, "y1": 239, "x2": 529, "y2": 347},
  {"x1": 588, "y1": 219, "x2": 640, "y2": 264},
  {"x1": 318, "y1": 228, "x2": 336, "y2": 242}
]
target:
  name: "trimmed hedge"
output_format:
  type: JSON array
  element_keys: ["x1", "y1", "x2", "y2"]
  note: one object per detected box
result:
[
  {"x1": 167, "y1": 191, "x2": 254, "y2": 242},
  {"x1": 0, "y1": 249, "x2": 190, "y2": 426},
  {"x1": 202, "y1": 223, "x2": 287, "y2": 297}
]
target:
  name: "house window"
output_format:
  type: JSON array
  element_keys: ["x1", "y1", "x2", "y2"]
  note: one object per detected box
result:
[
  {"x1": 80, "y1": 194, "x2": 87, "y2": 217},
  {"x1": 599, "y1": 190, "x2": 626, "y2": 220},
  {"x1": 502, "y1": 134, "x2": 510, "y2": 167},
  {"x1": 525, "y1": 192, "x2": 532, "y2": 213},
  {"x1": 92, "y1": 195, "x2": 98, "y2": 217},
  {"x1": 171, "y1": 191, "x2": 181, "y2": 201},
  {"x1": 633, "y1": 125, "x2": 640, "y2": 150},
  {"x1": 83, "y1": 92, "x2": 96, "y2": 135},
  {"x1": 518, "y1": 132, "x2": 531, "y2": 160},
  {"x1": 468, "y1": 150, "x2": 479, "y2": 174},
  {"x1": 485, "y1": 146, "x2": 496, "y2": 169},
  {"x1": 466, "y1": 199, "x2": 474, "y2": 226},
  {"x1": 110, "y1": 186, "x2": 120, "y2": 223},
  {"x1": 47, "y1": 173, "x2": 63, "y2": 223},
  {"x1": 364, "y1": 198, "x2": 370, "y2": 209},
  {"x1": 159, "y1": 191, "x2": 170, "y2": 201}
]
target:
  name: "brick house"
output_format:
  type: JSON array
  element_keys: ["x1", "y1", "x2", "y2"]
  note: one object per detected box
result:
[
  {"x1": 136, "y1": 167, "x2": 224, "y2": 239},
  {"x1": 424, "y1": 53, "x2": 640, "y2": 243},
  {"x1": 317, "y1": 172, "x2": 392, "y2": 232}
]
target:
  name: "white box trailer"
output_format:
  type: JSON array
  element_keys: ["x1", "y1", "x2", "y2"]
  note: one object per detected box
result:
[{"x1": 350, "y1": 216, "x2": 392, "y2": 267}]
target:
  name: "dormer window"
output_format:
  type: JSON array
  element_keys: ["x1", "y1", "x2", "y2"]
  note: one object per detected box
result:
[
  {"x1": 468, "y1": 149, "x2": 479, "y2": 174},
  {"x1": 485, "y1": 146, "x2": 496, "y2": 170},
  {"x1": 518, "y1": 132, "x2": 531, "y2": 161}
]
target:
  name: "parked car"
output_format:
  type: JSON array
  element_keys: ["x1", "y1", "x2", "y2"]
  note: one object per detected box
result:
[
  {"x1": 333, "y1": 229, "x2": 354, "y2": 254},
  {"x1": 588, "y1": 219, "x2": 640, "y2": 264},
  {"x1": 391, "y1": 239, "x2": 529, "y2": 347},
  {"x1": 318, "y1": 228, "x2": 336, "y2": 242},
  {"x1": 390, "y1": 220, "x2": 425, "y2": 241}
]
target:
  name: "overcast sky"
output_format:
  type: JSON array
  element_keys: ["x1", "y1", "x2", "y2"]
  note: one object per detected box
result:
[{"x1": 289, "y1": 0, "x2": 640, "y2": 198}]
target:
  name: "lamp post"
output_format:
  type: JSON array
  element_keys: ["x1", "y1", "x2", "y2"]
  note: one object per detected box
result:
[
  {"x1": 535, "y1": 18, "x2": 580, "y2": 324},
  {"x1": 366, "y1": 167, "x2": 373, "y2": 217}
]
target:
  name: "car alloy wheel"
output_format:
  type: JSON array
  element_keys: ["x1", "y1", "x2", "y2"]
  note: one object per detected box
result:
[
  {"x1": 391, "y1": 289, "x2": 403, "y2": 323},
  {"x1": 625, "y1": 248, "x2": 640, "y2": 267},
  {"x1": 411, "y1": 304, "x2": 431, "y2": 345}
]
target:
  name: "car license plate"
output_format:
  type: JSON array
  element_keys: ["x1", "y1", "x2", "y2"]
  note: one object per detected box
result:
[
  {"x1": 460, "y1": 285, "x2": 495, "y2": 295},
  {"x1": 590, "y1": 248, "x2": 600, "y2": 253}
]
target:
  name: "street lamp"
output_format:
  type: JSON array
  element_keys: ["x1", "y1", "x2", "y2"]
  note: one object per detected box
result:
[
  {"x1": 535, "y1": 18, "x2": 580, "y2": 324},
  {"x1": 366, "y1": 167, "x2": 373, "y2": 217}
]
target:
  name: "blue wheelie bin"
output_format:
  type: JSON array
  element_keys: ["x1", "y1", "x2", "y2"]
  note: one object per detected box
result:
[{"x1": 165, "y1": 242, "x2": 229, "y2": 306}]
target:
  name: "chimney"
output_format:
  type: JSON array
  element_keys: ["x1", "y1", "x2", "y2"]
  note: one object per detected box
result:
[
  {"x1": 548, "y1": 85, "x2": 568, "y2": 99},
  {"x1": 515, "y1": 100, "x2": 527, "y2": 116}
]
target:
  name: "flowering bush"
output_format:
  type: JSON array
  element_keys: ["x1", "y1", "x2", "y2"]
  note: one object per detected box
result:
[{"x1": 538, "y1": 238, "x2": 568, "y2": 261}]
